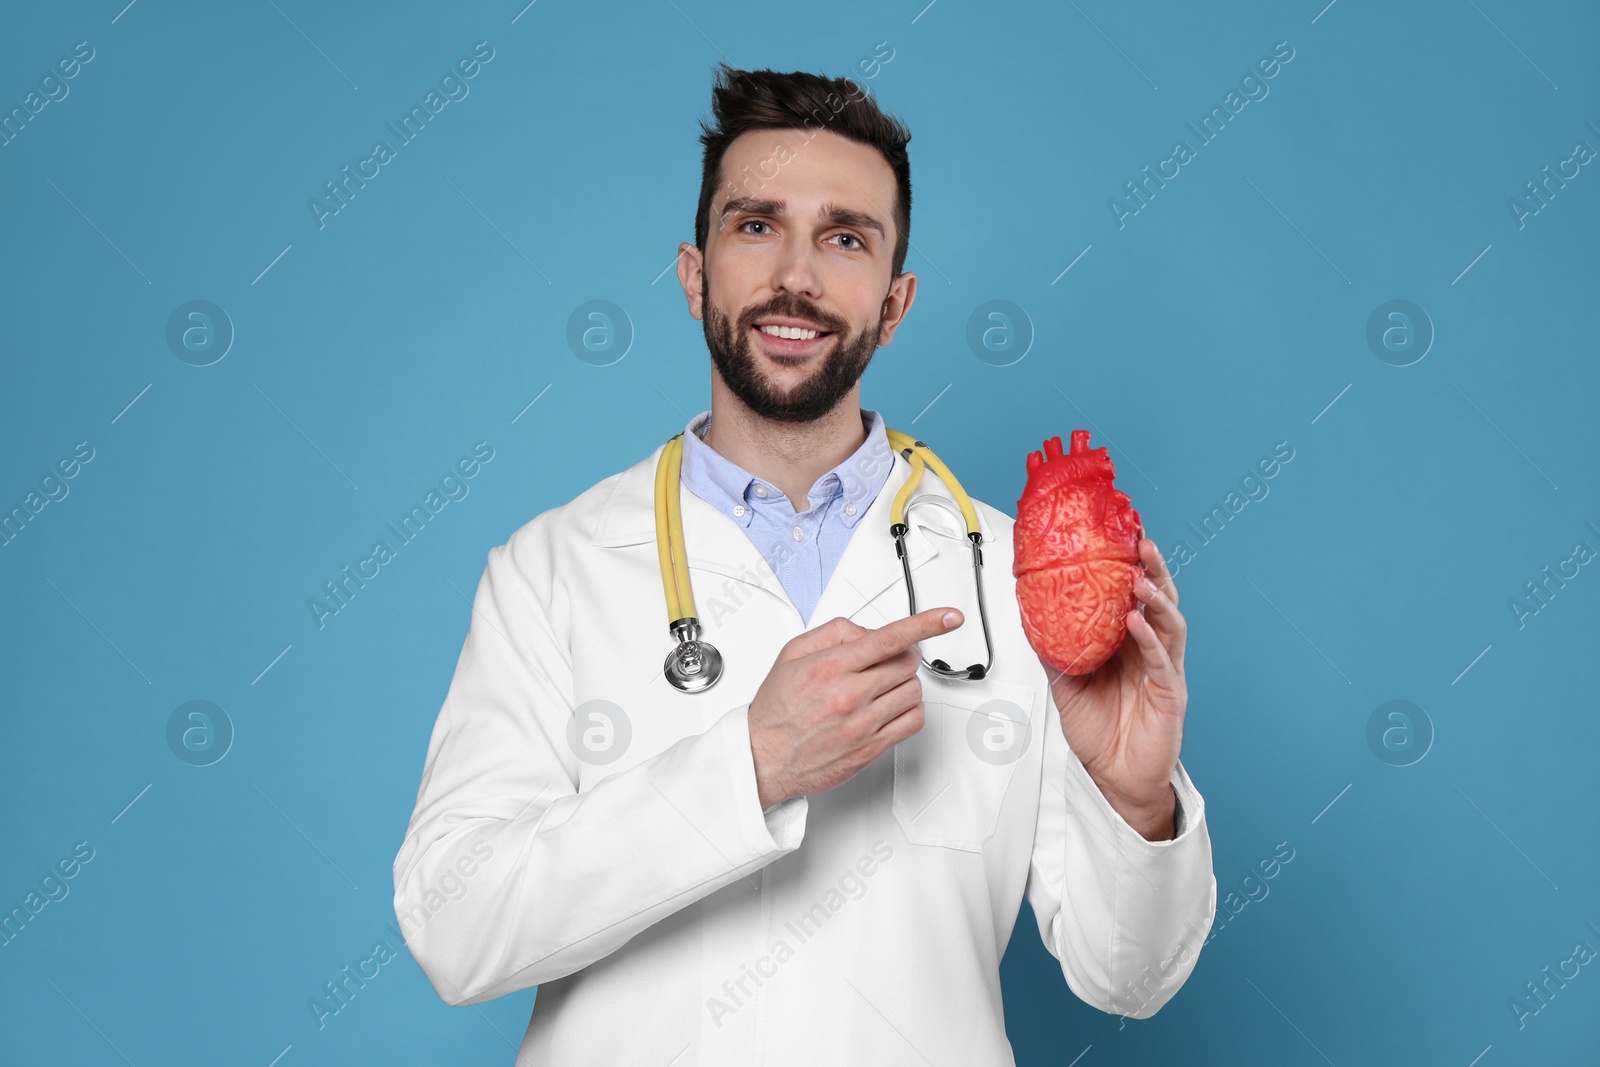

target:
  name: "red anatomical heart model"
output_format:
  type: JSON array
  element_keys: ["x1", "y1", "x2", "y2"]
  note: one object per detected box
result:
[{"x1": 1013, "y1": 431, "x2": 1144, "y2": 675}]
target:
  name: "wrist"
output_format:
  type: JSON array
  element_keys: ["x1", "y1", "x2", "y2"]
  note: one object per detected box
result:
[
  {"x1": 1090, "y1": 777, "x2": 1177, "y2": 840},
  {"x1": 757, "y1": 780, "x2": 789, "y2": 811},
  {"x1": 750, "y1": 734, "x2": 790, "y2": 811},
  {"x1": 1127, "y1": 799, "x2": 1176, "y2": 841}
]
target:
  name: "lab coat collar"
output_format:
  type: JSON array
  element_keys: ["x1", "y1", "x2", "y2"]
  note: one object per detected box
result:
[{"x1": 591, "y1": 434, "x2": 994, "y2": 626}]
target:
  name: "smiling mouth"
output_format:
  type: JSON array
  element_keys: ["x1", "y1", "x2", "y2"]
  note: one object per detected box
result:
[{"x1": 751, "y1": 324, "x2": 834, "y2": 355}]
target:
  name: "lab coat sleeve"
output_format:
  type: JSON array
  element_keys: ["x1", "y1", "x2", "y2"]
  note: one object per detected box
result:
[
  {"x1": 1023, "y1": 687, "x2": 1216, "y2": 1018},
  {"x1": 391, "y1": 539, "x2": 809, "y2": 1006}
]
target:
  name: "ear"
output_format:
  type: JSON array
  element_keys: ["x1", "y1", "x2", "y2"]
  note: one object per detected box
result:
[
  {"x1": 877, "y1": 271, "x2": 918, "y2": 345},
  {"x1": 677, "y1": 242, "x2": 705, "y2": 321}
]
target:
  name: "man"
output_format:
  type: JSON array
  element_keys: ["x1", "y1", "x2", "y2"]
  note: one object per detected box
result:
[{"x1": 393, "y1": 63, "x2": 1214, "y2": 1064}]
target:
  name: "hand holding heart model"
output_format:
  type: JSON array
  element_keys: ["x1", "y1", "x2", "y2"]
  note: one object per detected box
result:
[{"x1": 1013, "y1": 430, "x2": 1144, "y2": 675}]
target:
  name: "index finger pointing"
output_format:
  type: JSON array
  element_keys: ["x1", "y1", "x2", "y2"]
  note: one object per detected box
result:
[
  {"x1": 843, "y1": 607, "x2": 962, "y2": 671},
  {"x1": 779, "y1": 615, "x2": 871, "y2": 662}
]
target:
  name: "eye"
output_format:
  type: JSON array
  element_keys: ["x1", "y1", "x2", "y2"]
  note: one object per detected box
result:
[
  {"x1": 832, "y1": 233, "x2": 866, "y2": 250},
  {"x1": 738, "y1": 219, "x2": 771, "y2": 236}
]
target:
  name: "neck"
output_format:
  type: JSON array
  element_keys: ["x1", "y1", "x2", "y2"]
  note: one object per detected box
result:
[{"x1": 701, "y1": 384, "x2": 868, "y2": 512}]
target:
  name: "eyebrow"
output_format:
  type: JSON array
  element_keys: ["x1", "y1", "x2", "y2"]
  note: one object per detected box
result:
[{"x1": 719, "y1": 196, "x2": 886, "y2": 242}]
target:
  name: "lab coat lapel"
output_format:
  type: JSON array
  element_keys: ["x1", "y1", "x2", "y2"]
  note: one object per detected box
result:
[
  {"x1": 593, "y1": 442, "x2": 797, "y2": 615},
  {"x1": 806, "y1": 447, "x2": 935, "y2": 628},
  {"x1": 808, "y1": 442, "x2": 999, "y2": 628}
]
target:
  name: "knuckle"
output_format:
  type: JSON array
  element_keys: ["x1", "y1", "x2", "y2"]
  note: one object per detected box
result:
[
  {"x1": 819, "y1": 617, "x2": 851, "y2": 640},
  {"x1": 843, "y1": 715, "x2": 874, "y2": 746},
  {"x1": 901, "y1": 702, "x2": 925, "y2": 733},
  {"x1": 824, "y1": 684, "x2": 856, "y2": 717}
]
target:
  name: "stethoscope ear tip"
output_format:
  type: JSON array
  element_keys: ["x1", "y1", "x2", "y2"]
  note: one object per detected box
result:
[{"x1": 928, "y1": 658, "x2": 987, "y2": 681}]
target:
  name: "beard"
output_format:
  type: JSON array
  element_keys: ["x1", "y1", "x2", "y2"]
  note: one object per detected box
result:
[{"x1": 702, "y1": 275, "x2": 885, "y2": 425}]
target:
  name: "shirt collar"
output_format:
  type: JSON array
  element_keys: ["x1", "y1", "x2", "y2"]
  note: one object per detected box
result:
[{"x1": 678, "y1": 408, "x2": 894, "y2": 529}]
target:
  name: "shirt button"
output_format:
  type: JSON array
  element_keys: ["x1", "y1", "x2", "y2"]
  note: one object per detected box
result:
[
  {"x1": 732, "y1": 505, "x2": 746, "y2": 517},
  {"x1": 791, "y1": 526, "x2": 803, "y2": 541},
  {"x1": 753, "y1": 484, "x2": 768, "y2": 498},
  {"x1": 843, "y1": 502, "x2": 857, "y2": 516}
]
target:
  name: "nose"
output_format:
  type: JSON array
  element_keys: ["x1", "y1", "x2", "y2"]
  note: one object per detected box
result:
[{"x1": 767, "y1": 229, "x2": 823, "y2": 303}]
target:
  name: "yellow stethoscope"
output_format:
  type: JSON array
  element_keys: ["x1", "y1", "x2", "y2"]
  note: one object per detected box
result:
[{"x1": 654, "y1": 427, "x2": 995, "y2": 692}]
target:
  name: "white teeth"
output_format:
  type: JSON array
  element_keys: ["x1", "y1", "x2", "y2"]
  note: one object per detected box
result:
[{"x1": 758, "y1": 324, "x2": 820, "y2": 340}]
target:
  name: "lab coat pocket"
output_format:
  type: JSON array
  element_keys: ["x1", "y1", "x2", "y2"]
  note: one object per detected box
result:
[{"x1": 892, "y1": 675, "x2": 1036, "y2": 852}]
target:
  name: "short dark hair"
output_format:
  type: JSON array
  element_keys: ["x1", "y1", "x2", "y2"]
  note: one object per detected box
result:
[{"x1": 694, "y1": 63, "x2": 913, "y2": 280}]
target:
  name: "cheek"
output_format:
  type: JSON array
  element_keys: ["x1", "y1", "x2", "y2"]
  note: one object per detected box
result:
[
  {"x1": 826, "y1": 295, "x2": 866, "y2": 324},
  {"x1": 710, "y1": 246, "x2": 771, "y2": 295},
  {"x1": 823, "y1": 273, "x2": 888, "y2": 325}
]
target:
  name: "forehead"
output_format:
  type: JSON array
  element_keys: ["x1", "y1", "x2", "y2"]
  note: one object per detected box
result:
[{"x1": 715, "y1": 127, "x2": 897, "y2": 224}]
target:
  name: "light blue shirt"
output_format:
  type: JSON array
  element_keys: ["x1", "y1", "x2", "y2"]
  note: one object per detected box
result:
[{"x1": 679, "y1": 408, "x2": 897, "y2": 626}]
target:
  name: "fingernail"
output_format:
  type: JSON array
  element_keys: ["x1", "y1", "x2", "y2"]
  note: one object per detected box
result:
[{"x1": 943, "y1": 610, "x2": 961, "y2": 627}]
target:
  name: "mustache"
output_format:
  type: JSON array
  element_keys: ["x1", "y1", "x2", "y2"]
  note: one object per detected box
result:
[{"x1": 737, "y1": 298, "x2": 848, "y2": 336}]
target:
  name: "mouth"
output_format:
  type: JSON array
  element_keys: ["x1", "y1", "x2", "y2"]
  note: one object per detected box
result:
[{"x1": 750, "y1": 323, "x2": 835, "y2": 356}]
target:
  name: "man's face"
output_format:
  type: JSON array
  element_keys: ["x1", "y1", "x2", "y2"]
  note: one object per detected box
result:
[{"x1": 679, "y1": 128, "x2": 916, "y2": 424}]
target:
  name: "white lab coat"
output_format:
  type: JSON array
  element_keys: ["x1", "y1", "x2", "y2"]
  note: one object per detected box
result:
[{"x1": 392, "y1": 437, "x2": 1217, "y2": 1065}]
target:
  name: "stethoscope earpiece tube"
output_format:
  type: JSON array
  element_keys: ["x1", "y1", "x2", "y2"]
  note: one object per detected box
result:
[{"x1": 885, "y1": 429, "x2": 992, "y2": 680}]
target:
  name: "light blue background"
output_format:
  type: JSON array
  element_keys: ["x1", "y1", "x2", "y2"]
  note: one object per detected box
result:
[{"x1": 2, "y1": 1, "x2": 1597, "y2": 1064}]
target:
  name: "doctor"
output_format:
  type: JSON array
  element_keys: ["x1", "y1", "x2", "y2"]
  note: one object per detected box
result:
[{"x1": 393, "y1": 63, "x2": 1215, "y2": 1064}]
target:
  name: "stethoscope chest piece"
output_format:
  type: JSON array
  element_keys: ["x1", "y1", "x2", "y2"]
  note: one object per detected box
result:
[{"x1": 663, "y1": 617, "x2": 723, "y2": 693}]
